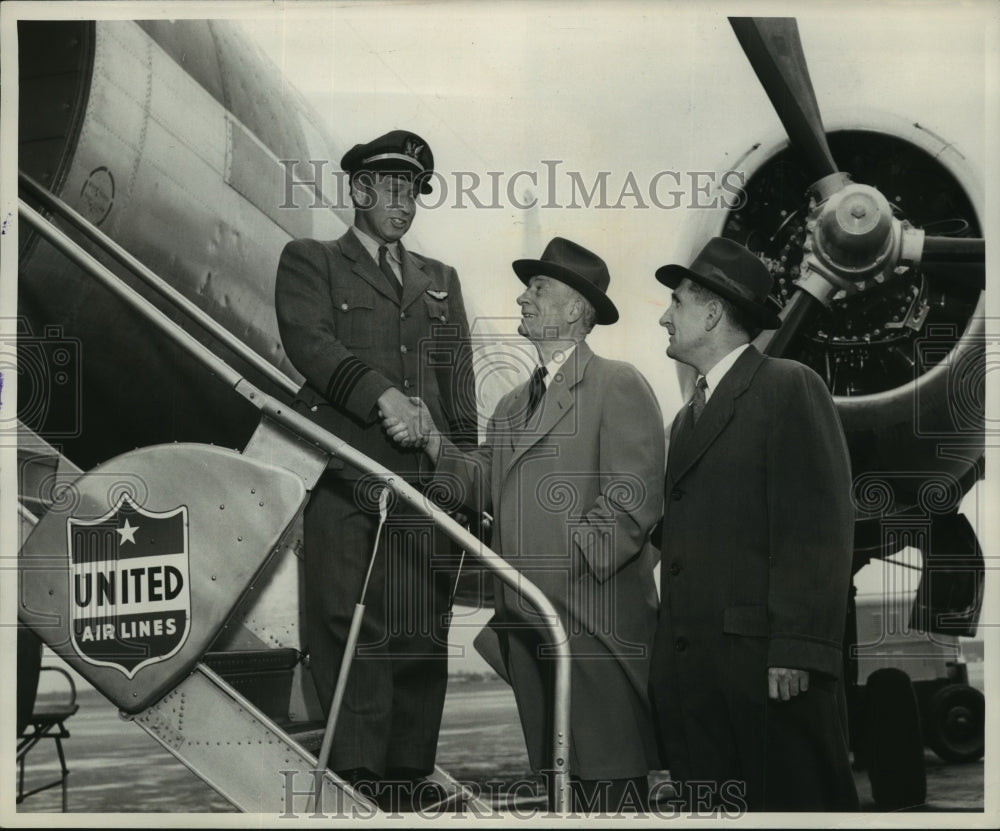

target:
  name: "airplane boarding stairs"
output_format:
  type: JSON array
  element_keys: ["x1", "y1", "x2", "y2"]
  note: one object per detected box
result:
[
  {"x1": 18, "y1": 422, "x2": 477, "y2": 815},
  {"x1": 15, "y1": 179, "x2": 573, "y2": 814}
]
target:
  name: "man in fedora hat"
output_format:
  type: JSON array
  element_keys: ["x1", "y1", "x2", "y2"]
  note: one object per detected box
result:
[
  {"x1": 386, "y1": 237, "x2": 665, "y2": 812},
  {"x1": 648, "y1": 237, "x2": 857, "y2": 811},
  {"x1": 275, "y1": 129, "x2": 477, "y2": 802}
]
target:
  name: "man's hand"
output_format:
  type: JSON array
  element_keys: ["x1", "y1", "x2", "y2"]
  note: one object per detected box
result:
[
  {"x1": 768, "y1": 667, "x2": 809, "y2": 701},
  {"x1": 380, "y1": 391, "x2": 439, "y2": 453},
  {"x1": 378, "y1": 388, "x2": 431, "y2": 447}
]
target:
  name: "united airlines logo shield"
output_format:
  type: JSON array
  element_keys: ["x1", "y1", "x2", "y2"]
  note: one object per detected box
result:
[{"x1": 67, "y1": 495, "x2": 190, "y2": 678}]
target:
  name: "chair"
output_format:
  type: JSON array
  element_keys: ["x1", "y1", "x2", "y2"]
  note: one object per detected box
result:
[{"x1": 16, "y1": 627, "x2": 79, "y2": 812}]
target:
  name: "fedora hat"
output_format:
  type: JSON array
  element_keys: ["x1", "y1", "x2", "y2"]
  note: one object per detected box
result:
[
  {"x1": 341, "y1": 130, "x2": 435, "y2": 194},
  {"x1": 512, "y1": 237, "x2": 619, "y2": 325},
  {"x1": 655, "y1": 237, "x2": 782, "y2": 330}
]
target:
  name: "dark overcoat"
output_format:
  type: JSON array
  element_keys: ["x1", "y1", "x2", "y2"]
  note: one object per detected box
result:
[
  {"x1": 274, "y1": 230, "x2": 476, "y2": 775},
  {"x1": 436, "y1": 343, "x2": 665, "y2": 779},
  {"x1": 649, "y1": 346, "x2": 859, "y2": 811}
]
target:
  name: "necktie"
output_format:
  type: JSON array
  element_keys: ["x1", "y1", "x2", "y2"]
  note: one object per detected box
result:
[
  {"x1": 525, "y1": 366, "x2": 548, "y2": 425},
  {"x1": 691, "y1": 376, "x2": 708, "y2": 424},
  {"x1": 378, "y1": 245, "x2": 402, "y2": 299}
]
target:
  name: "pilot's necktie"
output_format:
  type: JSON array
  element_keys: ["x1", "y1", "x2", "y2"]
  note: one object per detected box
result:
[
  {"x1": 691, "y1": 376, "x2": 708, "y2": 424},
  {"x1": 378, "y1": 245, "x2": 403, "y2": 299},
  {"x1": 525, "y1": 366, "x2": 548, "y2": 426}
]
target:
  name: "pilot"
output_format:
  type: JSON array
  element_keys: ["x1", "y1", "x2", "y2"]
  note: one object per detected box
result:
[
  {"x1": 648, "y1": 237, "x2": 859, "y2": 811},
  {"x1": 274, "y1": 130, "x2": 477, "y2": 807},
  {"x1": 385, "y1": 237, "x2": 665, "y2": 813}
]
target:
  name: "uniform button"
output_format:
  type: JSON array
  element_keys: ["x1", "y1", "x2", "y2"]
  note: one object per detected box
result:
[
  {"x1": 400, "y1": 345, "x2": 408, "y2": 353},
  {"x1": 439, "y1": 315, "x2": 447, "y2": 322},
  {"x1": 674, "y1": 637, "x2": 688, "y2": 653},
  {"x1": 310, "y1": 405, "x2": 318, "y2": 413},
  {"x1": 668, "y1": 561, "x2": 682, "y2": 577},
  {"x1": 671, "y1": 488, "x2": 684, "y2": 501},
  {"x1": 340, "y1": 302, "x2": 349, "y2": 311},
  {"x1": 400, "y1": 312, "x2": 406, "y2": 320},
  {"x1": 403, "y1": 379, "x2": 410, "y2": 390}
]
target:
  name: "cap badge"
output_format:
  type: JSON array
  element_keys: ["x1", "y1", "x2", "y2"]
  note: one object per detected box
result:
[{"x1": 403, "y1": 137, "x2": 425, "y2": 160}]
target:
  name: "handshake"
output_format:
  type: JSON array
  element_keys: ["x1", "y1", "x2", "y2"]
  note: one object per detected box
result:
[{"x1": 377, "y1": 387, "x2": 440, "y2": 457}]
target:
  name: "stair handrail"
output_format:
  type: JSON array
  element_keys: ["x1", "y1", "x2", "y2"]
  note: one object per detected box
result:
[{"x1": 18, "y1": 192, "x2": 572, "y2": 814}]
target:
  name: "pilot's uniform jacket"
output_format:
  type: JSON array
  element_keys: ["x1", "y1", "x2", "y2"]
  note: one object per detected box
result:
[
  {"x1": 649, "y1": 346, "x2": 859, "y2": 810},
  {"x1": 275, "y1": 229, "x2": 476, "y2": 776},
  {"x1": 434, "y1": 342, "x2": 665, "y2": 780}
]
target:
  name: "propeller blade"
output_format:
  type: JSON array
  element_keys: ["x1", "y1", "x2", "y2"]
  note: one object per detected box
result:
[
  {"x1": 758, "y1": 289, "x2": 824, "y2": 358},
  {"x1": 730, "y1": 17, "x2": 839, "y2": 181},
  {"x1": 921, "y1": 236, "x2": 985, "y2": 264},
  {"x1": 919, "y1": 237, "x2": 986, "y2": 291}
]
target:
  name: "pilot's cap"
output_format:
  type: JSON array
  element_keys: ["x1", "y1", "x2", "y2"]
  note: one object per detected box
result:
[{"x1": 340, "y1": 130, "x2": 435, "y2": 194}]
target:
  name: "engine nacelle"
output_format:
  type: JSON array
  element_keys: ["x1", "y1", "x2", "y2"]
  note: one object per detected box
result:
[{"x1": 677, "y1": 112, "x2": 985, "y2": 520}]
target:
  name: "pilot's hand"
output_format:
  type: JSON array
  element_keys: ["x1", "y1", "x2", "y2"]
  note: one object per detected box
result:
[
  {"x1": 768, "y1": 667, "x2": 809, "y2": 701},
  {"x1": 379, "y1": 391, "x2": 435, "y2": 449},
  {"x1": 393, "y1": 397, "x2": 442, "y2": 461},
  {"x1": 378, "y1": 388, "x2": 427, "y2": 447}
]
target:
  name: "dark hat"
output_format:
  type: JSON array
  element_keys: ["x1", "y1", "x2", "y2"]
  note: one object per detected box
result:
[
  {"x1": 655, "y1": 237, "x2": 782, "y2": 330},
  {"x1": 340, "y1": 130, "x2": 435, "y2": 194},
  {"x1": 512, "y1": 237, "x2": 619, "y2": 325}
]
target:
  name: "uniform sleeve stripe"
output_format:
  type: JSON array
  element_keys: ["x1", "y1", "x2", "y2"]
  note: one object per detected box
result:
[{"x1": 326, "y1": 357, "x2": 372, "y2": 406}]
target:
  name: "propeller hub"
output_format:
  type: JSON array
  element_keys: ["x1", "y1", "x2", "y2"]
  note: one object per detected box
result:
[{"x1": 815, "y1": 184, "x2": 895, "y2": 277}]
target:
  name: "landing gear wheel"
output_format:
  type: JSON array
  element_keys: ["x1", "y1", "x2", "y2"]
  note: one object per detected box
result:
[
  {"x1": 926, "y1": 683, "x2": 985, "y2": 763},
  {"x1": 864, "y1": 668, "x2": 926, "y2": 809}
]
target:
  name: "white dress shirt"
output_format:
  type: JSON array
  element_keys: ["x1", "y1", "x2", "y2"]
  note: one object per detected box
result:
[
  {"x1": 698, "y1": 343, "x2": 750, "y2": 404},
  {"x1": 538, "y1": 344, "x2": 577, "y2": 388}
]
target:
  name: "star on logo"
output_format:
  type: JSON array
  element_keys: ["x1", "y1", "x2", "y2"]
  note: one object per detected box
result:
[{"x1": 117, "y1": 518, "x2": 139, "y2": 545}]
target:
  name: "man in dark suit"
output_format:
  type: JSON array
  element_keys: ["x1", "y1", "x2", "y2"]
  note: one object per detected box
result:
[
  {"x1": 274, "y1": 130, "x2": 477, "y2": 798},
  {"x1": 387, "y1": 238, "x2": 665, "y2": 813},
  {"x1": 648, "y1": 237, "x2": 858, "y2": 812}
]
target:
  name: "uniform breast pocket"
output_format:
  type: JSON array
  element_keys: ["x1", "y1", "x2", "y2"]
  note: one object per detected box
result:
[
  {"x1": 423, "y1": 296, "x2": 451, "y2": 326},
  {"x1": 332, "y1": 287, "x2": 376, "y2": 348}
]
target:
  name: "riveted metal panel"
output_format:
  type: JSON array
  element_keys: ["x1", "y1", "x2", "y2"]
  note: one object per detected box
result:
[
  {"x1": 130, "y1": 664, "x2": 373, "y2": 815},
  {"x1": 19, "y1": 443, "x2": 307, "y2": 713}
]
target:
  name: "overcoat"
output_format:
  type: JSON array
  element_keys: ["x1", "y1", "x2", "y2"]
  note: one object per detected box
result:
[
  {"x1": 274, "y1": 230, "x2": 476, "y2": 775},
  {"x1": 648, "y1": 346, "x2": 858, "y2": 810},
  {"x1": 436, "y1": 342, "x2": 665, "y2": 779}
]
